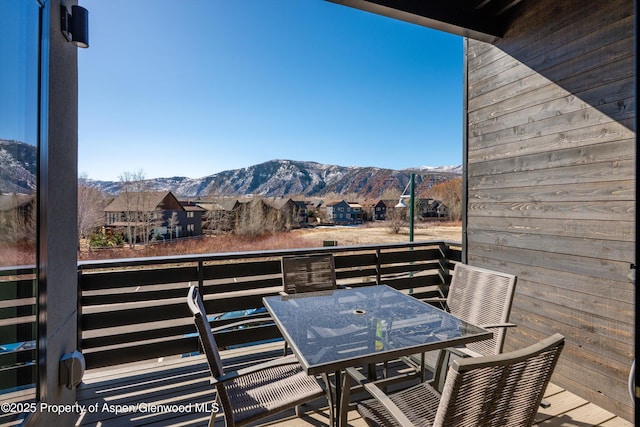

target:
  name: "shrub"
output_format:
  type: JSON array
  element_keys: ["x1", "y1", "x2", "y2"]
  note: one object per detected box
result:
[{"x1": 89, "y1": 231, "x2": 125, "y2": 249}]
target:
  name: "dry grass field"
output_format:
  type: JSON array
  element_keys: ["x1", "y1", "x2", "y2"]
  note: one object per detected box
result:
[
  {"x1": 292, "y1": 220, "x2": 462, "y2": 246},
  {"x1": 78, "y1": 221, "x2": 462, "y2": 261}
]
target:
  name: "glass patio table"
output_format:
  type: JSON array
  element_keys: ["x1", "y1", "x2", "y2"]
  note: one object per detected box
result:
[{"x1": 262, "y1": 284, "x2": 491, "y2": 426}]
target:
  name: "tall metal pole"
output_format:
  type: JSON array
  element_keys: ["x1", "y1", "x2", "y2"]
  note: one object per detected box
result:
[{"x1": 409, "y1": 173, "x2": 415, "y2": 242}]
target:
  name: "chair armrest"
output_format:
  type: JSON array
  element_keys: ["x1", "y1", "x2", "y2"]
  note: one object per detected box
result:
[
  {"x1": 209, "y1": 315, "x2": 273, "y2": 333},
  {"x1": 421, "y1": 297, "x2": 446, "y2": 303},
  {"x1": 420, "y1": 297, "x2": 448, "y2": 310},
  {"x1": 212, "y1": 355, "x2": 300, "y2": 385},
  {"x1": 479, "y1": 322, "x2": 517, "y2": 329},
  {"x1": 344, "y1": 368, "x2": 417, "y2": 427}
]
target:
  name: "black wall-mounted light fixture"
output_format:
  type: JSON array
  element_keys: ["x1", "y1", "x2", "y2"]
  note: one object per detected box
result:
[{"x1": 61, "y1": 5, "x2": 89, "y2": 48}]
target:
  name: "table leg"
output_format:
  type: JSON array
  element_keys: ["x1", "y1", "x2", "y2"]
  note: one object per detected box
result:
[
  {"x1": 321, "y1": 373, "x2": 336, "y2": 427},
  {"x1": 339, "y1": 370, "x2": 350, "y2": 427},
  {"x1": 321, "y1": 370, "x2": 344, "y2": 427},
  {"x1": 334, "y1": 370, "x2": 349, "y2": 427}
]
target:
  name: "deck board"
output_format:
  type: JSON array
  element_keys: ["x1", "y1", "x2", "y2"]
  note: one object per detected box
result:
[{"x1": 72, "y1": 342, "x2": 632, "y2": 427}]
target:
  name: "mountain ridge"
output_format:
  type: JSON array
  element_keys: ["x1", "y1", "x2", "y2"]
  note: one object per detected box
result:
[
  {"x1": 0, "y1": 139, "x2": 38, "y2": 194},
  {"x1": 86, "y1": 159, "x2": 462, "y2": 199},
  {"x1": 0, "y1": 140, "x2": 461, "y2": 198}
]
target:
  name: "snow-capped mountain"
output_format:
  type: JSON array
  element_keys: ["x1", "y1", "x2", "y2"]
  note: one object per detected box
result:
[
  {"x1": 0, "y1": 141, "x2": 461, "y2": 198},
  {"x1": 86, "y1": 159, "x2": 461, "y2": 199}
]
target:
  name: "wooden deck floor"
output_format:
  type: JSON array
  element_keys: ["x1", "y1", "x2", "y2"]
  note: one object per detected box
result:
[{"x1": 73, "y1": 343, "x2": 632, "y2": 427}]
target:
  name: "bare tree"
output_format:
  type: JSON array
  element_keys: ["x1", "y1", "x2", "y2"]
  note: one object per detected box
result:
[
  {"x1": 380, "y1": 188, "x2": 401, "y2": 201},
  {"x1": 137, "y1": 191, "x2": 162, "y2": 244},
  {"x1": 387, "y1": 206, "x2": 407, "y2": 234},
  {"x1": 168, "y1": 211, "x2": 180, "y2": 241},
  {"x1": 78, "y1": 174, "x2": 107, "y2": 249},
  {"x1": 235, "y1": 198, "x2": 282, "y2": 236},
  {"x1": 0, "y1": 193, "x2": 36, "y2": 245},
  {"x1": 426, "y1": 178, "x2": 462, "y2": 221},
  {"x1": 204, "y1": 185, "x2": 229, "y2": 235},
  {"x1": 119, "y1": 170, "x2": 146, "y2": 248}
]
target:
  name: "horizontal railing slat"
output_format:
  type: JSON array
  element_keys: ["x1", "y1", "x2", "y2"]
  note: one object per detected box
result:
[
  {"x1": 83, "y1": 338, "x2": 200, "y2": 369},
  {"x1": 378, "y1": 248, "x2": 442, "y2": 264},
  {"x1": 83, "y1": 324, "x2": 282, "y2": 370},
  {"x1": 202, "y1": 292, "x2": 278, "y2": 314},
  {"x1": 81, "y1": 266, "x2": 199, "y2": 290},
  {"x1": 202, "y1": 260, "x2": 281, "y2": 280},
  {"x1": 82, "y1": 287, "x2": 191, "y2": 306},
  {"x1": 202, "y1": 276, "x2": 282, "y2": 293},
  {"x1": 0, "y1": 315, "x2": 36, "y2": 328},
  {"x1": 82, "y1": 324, "x2": 194, "y2": 349},
  {"x1": 82, "y1": 303, "x2": 190, "y2": 330},
  {"x1": 334, "y1": 253, "x2": 377, "y2": 269}
]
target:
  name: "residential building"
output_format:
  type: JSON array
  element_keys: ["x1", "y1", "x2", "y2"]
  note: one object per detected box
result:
[
  {"x1": 417, "y1": 198, "x2": 447, "y2": 218},
  {"x1": 281, "y1": 199, "x2": 308, "y2": 228},
  {"x1": 103, "y1": 191, "x2": 194, "y2": 241},
  {"x1": 325, "y1": 200, "x2": 364, "y2": 225},
  {"x1": 179, "y1": 200, "x2": 206, "y2": 237}
]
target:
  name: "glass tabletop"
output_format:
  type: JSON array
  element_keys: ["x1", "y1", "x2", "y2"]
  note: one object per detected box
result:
[{"x1": 263, "y1": 285, "x2": 491, "y2": 374}]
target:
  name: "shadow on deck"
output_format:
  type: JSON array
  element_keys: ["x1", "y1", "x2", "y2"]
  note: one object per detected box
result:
[{"x1": 74, "y1": 342, "x2": 632, "y2": 427}]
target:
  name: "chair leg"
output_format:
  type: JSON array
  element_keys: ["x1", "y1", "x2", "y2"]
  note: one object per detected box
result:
[
  {"x1": 321, "y1": 373, "x2": 335, "y2": 427},
  {"x1": 431, "y1": 349, "x2": 450, "y2": 392}
]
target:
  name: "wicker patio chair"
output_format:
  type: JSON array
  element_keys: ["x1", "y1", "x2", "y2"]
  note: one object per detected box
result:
[
  {"x1": 412, "y1": 263, "x2": 517, "y2": 385},
  {"x1": 187, "y1": 285, "x2": 330, "y2": 427},
  {"x1": 347, "y1": 333, "x2": 565, "y2": 427},
  {"x1": 281, "y1": 253, "x2": 338, "y2": 294},
  {"x1": 438, "y1": 263, "x2": 517, "y2": 357}
]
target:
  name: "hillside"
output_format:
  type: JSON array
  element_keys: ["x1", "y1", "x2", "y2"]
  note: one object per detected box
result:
[
  {"x1": 0, "y1": 141, "x2": 461, "y2": 198},
  {"x1": 87, "y1": 160, "x2": 461, "y2": 199},
  {"x1": 0, "y1": 139, "x2": 37, "y2": 194}
]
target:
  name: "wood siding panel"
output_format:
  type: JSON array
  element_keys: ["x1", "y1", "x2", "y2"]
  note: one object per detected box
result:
[{"x1": 465, "y1": 0, "x2": 635, "y2": 420}]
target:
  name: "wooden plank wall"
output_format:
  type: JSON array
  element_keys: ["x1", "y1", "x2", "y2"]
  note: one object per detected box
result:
[{"x1": 465, "y1": 0, "x2": 635, "y2": 421}]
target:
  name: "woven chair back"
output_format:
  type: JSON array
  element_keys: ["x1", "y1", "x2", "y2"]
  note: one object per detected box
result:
[
  {"x1": 281, "y1": 253, "x2": 337, "y2": 294},
  {"x1": 447, "y1": 264, "x2": 517, "y2": 355},
  {"x1": 434, "y1": 333, "x2": 564, "y2": 427}
]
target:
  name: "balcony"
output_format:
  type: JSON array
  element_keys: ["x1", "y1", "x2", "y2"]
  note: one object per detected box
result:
[{"x1": 0, "y1": 240, "x2": 632, "y2": 425}]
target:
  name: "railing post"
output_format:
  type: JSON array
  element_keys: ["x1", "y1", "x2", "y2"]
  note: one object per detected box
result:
[
  {"x1": 437, "y1": 242, "x2": 452, "y2": 298},
  {"x1": 375, "y1": 248, "x2": 381, "y2": 285},
  {"x1": 197, "y1": 260, "x2": 204, "y2": 295},
  {"x1": 77, "y1": 269, "x2": 83, "y2": 351}
]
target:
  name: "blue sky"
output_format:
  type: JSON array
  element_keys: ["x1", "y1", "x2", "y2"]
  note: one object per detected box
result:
[
  {"x1": 0, "y1": 2, "x2": 40, "y2": 146},
  {"x1": 78, "y1": 0, "x2": 463, "y2": 181}
]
